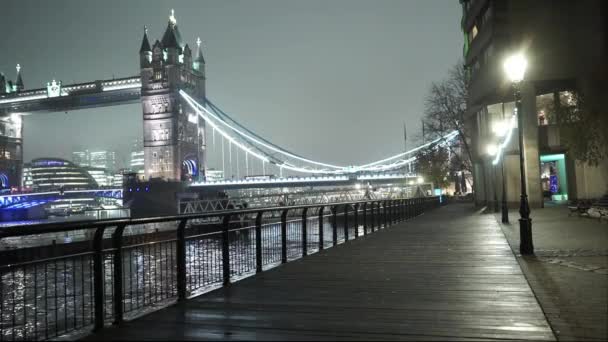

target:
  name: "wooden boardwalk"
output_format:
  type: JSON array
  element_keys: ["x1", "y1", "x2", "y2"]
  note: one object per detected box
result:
[{"x1": 86, "y1": 203, "x2": 555, "y2": 341}]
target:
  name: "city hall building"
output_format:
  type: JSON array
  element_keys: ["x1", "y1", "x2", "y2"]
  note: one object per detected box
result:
[{"x1": 460, "y1": 0, "x2": 607, "y2": 207}]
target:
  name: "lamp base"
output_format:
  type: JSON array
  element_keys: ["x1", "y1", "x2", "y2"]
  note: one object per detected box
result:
[{"x1": 519, "y1": 217, "x2": 534, "y2": 255}]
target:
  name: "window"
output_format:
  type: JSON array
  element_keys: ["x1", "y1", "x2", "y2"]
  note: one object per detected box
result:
[
  {"x1": 154, "y1": 71, "x2": 162, "y2": 80},
  {"x1": 536, "y1": 93, "x2": 554, "y2": 126},
  {"x1": 152, "y1": 129, "x2": 170, "y2": 141}
]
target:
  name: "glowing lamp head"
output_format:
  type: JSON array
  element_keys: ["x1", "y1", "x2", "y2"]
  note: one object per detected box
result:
[
  {"x1": 417, "y1": 177, "x2": 424, "y2": 184},
  {"x1": 503, "y1": 53, "x2": 527, "y2": 83},
  {"x1": 355, "y1": 183, "x2": 361, "y2": 190},
  {"x1": 486, "y1": 143, "x2": 498, "y2": 156}
]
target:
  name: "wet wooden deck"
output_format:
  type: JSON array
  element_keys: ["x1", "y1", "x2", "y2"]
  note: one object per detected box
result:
[{"x1": 85, "y1": 203, "x2": 555, "y2": 341}]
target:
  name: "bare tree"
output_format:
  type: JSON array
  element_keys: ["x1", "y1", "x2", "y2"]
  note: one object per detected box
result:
[
  {"x1": 422, "y1": 63, "x2": 473, "y2": 174},
  {"x1": 414, "y1": 146, "x2": 451, "y2": 189}
]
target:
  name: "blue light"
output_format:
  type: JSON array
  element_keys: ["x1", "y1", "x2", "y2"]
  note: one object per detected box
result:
[
  {"x1": 145, "y1": 186, "x2": 149, "y2": 192},
  {"x1": 136, "y1": 187, "x2": 140, "y2": 192}
]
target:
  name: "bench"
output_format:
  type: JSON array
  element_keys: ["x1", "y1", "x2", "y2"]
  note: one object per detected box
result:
[
  {"x1": 568, "y1": 199, "x2": 592, "y2": 217},
  {"x1": 570, "y1": 194, "x2": 608, "y2": 222}
]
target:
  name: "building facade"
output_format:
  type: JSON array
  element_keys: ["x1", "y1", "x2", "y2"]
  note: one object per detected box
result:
[
  {"x1": 24, "y1": 158, "x2": 98, "y2": 191},
  {"x1": 461, "y1": 0, "x2": 608, "y2": 207},
  {"x1": 140, "y1": 11, "x2": 207, "y2": 182},
  {"x1": 72, "y1": 150, "x2": 90, "y2": 168},
  {"x1": 89, "y1": 151, "x2": 116, "y2": 171}
]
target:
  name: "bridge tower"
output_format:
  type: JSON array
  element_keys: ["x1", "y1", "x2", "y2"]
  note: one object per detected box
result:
[
  {"x1": 139, "y1": 10, "x2": 206, "y2": 182},
  {"x1": 0, "y1": 65, "x2": 24, "y2": 191}
]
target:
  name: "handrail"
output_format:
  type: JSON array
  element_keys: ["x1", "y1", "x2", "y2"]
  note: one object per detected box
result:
[
  {"x1": 0, "y1": 197, "x2": 427, "y2": 238},
  {"x1": 0, "y1": 196, "x2": 443, "y2": 341}
]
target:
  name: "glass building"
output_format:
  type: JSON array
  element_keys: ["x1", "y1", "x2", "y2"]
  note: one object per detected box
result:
[{"x1": 25, "y1": 158, "x2": 98, "y2": 190}]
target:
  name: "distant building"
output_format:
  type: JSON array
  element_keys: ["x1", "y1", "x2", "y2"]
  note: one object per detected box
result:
[
  {"x1": 73, "y1": 149, "x2": 116, "y2": 174},
  {"x1": 460, "y1": 0, "x2": 608, "y2": 207},
  {"x1": 130, "y1": 150, "x2": 144, "y2": 173},
  {"x1": 89, "y1": 151, "x2": 116, "y2": 172},
  {"x1": 84, "y1": 167, "x2": 111, "y2": 187},
  {"x1": 21, "y1": 165, "x2": 32, "y2": 189},
  {"x1": 112, "y1": 173, "x2": 124, "y2": 187},
  {"x1": 129, "y1": 139, "x2": 145, "y2": 180},
  {"x1": 72, "y1": 150, "x2": 90, "y2": 167},
  {"x1": 24, "y1": 158, "x2": 98, "y2": 190}
]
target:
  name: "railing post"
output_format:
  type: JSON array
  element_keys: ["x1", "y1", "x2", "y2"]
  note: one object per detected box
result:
[
  {"x1": 412, "y1": 198, "x2": 416, "y2": 218},
  {"x1": 281, "y1": 209, "x2": 288, "y2": 263},
  {"x1": 255, "y1": 211, "x2": 263, "y2": 273},
  {"x1": 376, "y1": 202, "x2": 380, "y2": 229},
  {"x1": 92, "y1": 226, "x2": 106, "y2": 332},
  {"x1": 302, "y1": 208, "x2": 308, "y2": 257},
  {"x1": 318, "y1": 206, "x2": 325, "y2": 251},
  {"x1": 362, "y1": 202, "x2": 367, "y2": 236},
  {"x1": 370, "y1": 201, "x2": 375, "y2": 232},
  {"x1": 343, "y1": 204, "x2": 349, "y2": 241},
  {"x1": 332, "y1": 205, "x2": 338, "y2": 246},
  {"x1": 383, "y1": 200, "x2": 388, "y2": 228},
  {"x1": 112, "y1": 224, "x2": 127, "y2": 325},
  {"x1": 354, "y1": 203, "x2": 359, "y2": 239},
  {"x1": 222, "y1": 214, "x2": 231, "y2": 286},
  {"x1": 176, "y1": 219, "x2": 188, "y2": 301}
]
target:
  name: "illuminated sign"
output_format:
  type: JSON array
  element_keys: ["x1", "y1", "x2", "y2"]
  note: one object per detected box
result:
[{"x1": 33, "y1": 160, "x2": 66, "y2": 167}]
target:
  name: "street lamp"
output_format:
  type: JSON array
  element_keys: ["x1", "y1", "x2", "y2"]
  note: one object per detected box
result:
[
  {"x1": 486, "y1": 144, "x2": 499, "y2": 213},
  {"x1": 503, "y1": 53, "x2": 533, "y2": 255},
  {"x1": 492, "y1": 120, "x2": 510, "y2": 224}
]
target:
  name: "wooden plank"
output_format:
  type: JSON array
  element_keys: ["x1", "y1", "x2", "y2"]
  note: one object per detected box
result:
[{"x1": 85, "y1": 204, "x2": 555, "y2": 341}]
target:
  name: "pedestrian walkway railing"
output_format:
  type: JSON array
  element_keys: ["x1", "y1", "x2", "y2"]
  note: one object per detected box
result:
[{"x1": 0, "y1": 196, "x2": 441, "y2": 341}]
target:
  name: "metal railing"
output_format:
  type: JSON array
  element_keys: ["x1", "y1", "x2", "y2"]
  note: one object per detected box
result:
[{"x1": 0, "y1": 196, "x2": 441, "y2": 341}]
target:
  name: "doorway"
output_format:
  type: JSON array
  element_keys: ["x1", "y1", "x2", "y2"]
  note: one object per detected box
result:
[{"x1": 540, "y1": 153, "x2": 568, "y2": 203}]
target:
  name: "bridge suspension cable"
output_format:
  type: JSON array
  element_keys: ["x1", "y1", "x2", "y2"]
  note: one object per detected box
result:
[{"x1": 179, "y1": 90, "x2": 458, "y2": 175}]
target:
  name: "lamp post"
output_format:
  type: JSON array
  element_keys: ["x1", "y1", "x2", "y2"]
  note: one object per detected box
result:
[
  {"x1": 486, "y1": 144, "x2": 499, "y2": 212},
  {"x1": 500, "y1": 156, "x2": 509, "y2": 223},
  {"x1": 492, "y1": 119, "x2": 510, "y2": 224},
  {"x1": 492, "y1": 165, "x2": 499, "y2": 213},
  {"x1": 503, "y1": 53, "x2": 533, "y2": 255}
]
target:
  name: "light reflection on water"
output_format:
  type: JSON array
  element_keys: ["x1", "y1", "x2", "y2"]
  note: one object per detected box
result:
[{"x1": 0, "y1": 214, "x2": 357, "y2": 341}]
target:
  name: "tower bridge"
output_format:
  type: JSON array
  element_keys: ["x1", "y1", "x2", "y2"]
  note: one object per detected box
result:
[{"x1": 0, "y1": 10, "x2": 458, "y2": 219}]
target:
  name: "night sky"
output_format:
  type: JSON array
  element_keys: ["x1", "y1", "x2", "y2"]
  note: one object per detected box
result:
[{"x1": 0, "y1": 0, "x2": 462, "y2": 170}]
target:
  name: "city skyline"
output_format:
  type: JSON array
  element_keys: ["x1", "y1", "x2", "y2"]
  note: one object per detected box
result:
[{"x1": 1, "y1": 0, "x2": 462, "y2": 168}]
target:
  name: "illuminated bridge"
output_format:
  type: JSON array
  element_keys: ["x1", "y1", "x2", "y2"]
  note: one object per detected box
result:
[{"x1": 0, "y1": 10, "x2": 461, "y2": 218}]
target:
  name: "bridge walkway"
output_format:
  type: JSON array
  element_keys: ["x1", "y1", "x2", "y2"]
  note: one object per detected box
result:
[{"x1": 85, "y1": 203, "x2": 555, "y2": 341}]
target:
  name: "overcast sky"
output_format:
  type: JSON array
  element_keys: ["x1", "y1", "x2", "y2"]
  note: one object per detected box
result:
[{"x1": 0, "y1": 0, "x2": 462, "y2": 170}]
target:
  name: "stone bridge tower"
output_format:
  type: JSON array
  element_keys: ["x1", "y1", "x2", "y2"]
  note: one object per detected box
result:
[{"x1": 139, "y1": 10, "x2": 206, "y2": 182}]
